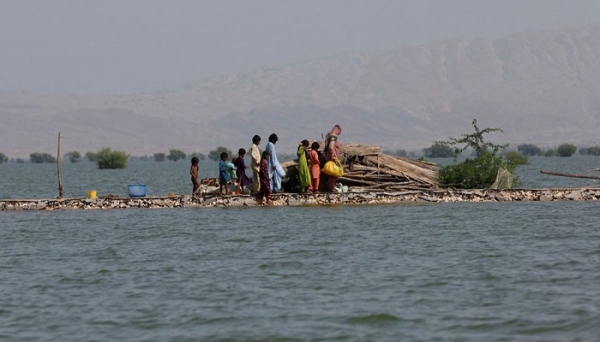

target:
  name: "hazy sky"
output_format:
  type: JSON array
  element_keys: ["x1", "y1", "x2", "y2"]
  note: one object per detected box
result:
[{"x1": 2, "y1": 0, "x2": 600, "y2": 94}]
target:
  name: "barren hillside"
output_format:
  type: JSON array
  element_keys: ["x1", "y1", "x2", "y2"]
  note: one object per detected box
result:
[{"x1": 2, "y1": 25, "x2": 600, "y2": 158}]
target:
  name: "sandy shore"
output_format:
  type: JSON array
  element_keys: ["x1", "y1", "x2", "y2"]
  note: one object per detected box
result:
[{"x1": 2, "y1": 187, "x2": 600, "y2": 211}]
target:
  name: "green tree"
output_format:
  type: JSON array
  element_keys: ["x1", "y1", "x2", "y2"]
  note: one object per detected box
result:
[
  {"x1": 96, "y1": 148, "x2": 128, "y2": 169},
  {"x1": 423, "y1": 142, "x2": 454, "y2": 158},
  {"x1": 30, "y1": 152, "x2": 56, "y2": 163},
  {"x1": 586, "y1": 146, "x2": 600, "y2": 156},
  {"x1": 189, "y1": 152, "x2": 206, "y2": 160},
  {"x1": 64, "y1": 151, "x2": 81, "y2": 163},
  {"x1": 505, "y1": 150, "x2": 529, "y2": 165},
  {"x1": 85, "y1": 152, "x2": 97, "y2": 162},
  {"x1": 383, "y1": 149, "x2": 408, "y2": 157},
  {"x1": 517, "y1": 143, "x2": 542, "y2": 156},
  {"x1": 208, "y1": 146, "x2": 232, "y2": 161},
  {"x1": 167, "y1": 149, "x2": 186, "y2": 161},
  {"x1": 544, "y1": 149, "x2": 558, "y2": 157},
  {"x1": 154, "y1": 153, "x2": 166, "y2": 162},
  {"x1": 437, "y1": 119, "x2": 517, "y2": 189},
  {"x1": 557, "y1": 143, "x2": 577, "y2": 157},
  {"x1": 0, "y1": 152, "x2": 7, "y2": 163}
]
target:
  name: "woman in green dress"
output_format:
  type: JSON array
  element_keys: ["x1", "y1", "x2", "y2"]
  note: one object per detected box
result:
[{"x1": 297, "y1": 140, "x2": 312, "y2": 193}]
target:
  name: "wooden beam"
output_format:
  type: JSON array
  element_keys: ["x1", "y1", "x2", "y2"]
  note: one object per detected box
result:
[{"x1": 540, "y1": 170, "x2": 600, "y2": 180}]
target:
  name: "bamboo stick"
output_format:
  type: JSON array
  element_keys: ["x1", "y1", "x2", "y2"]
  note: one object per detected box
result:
[
  {"x1": 57, "y1": 132, "x2": 63, "y2": 198},
  {"x1": 540, "y1": 170, "x2": 600, "y2": 180}
]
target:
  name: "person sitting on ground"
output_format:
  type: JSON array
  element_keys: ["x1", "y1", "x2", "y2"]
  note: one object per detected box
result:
[
  {"x1": 219, "y1": 152, "x2": 234, "y2": 195},
  {"x1": 234, "y1": 148, "x2": 252, "y2": 194},
  {"x1": 190, "y1": 156, "x2": 200, "y2": 196}
]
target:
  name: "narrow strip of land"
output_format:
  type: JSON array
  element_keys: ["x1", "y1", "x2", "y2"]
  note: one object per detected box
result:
[{"x1": 2, "y1": 187, "x2": 600, "y2": 211}]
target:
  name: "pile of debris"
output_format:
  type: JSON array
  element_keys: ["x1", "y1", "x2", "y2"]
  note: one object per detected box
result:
[{"x1": 282, "y1": 143, "x2": 438, "y2": 191}]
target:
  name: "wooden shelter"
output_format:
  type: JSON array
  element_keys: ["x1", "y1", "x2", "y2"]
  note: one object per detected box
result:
[{"x1": 282, "y1": 143, "x2": 438, "y2": 192}]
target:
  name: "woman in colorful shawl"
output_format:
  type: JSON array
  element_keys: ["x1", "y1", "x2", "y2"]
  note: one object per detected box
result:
[
  {"x1": 265, "y1": 133, "x2": 286, "y2": 193},
  {"x1": 324, "y1": 125, "x2": 342, "y2": 192},
  {"x1": 234, "y1": 148, "x2": 252, "y2": 193},
  {"x1": 297, "y1": 140, "x2": 311, "y2": 193}
]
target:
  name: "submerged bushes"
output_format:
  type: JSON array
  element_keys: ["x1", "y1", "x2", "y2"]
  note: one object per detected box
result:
[
  {"x1": 96, "y1": 148, "x2": 128, "y2": 169},
  {"x1": 437, "y1": 119, "x2": 519, "y2": 189}
]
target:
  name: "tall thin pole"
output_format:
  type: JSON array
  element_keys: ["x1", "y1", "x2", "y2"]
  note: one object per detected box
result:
[{"x1": 57, "y1": 132, "x2": 63, "y2": 198}]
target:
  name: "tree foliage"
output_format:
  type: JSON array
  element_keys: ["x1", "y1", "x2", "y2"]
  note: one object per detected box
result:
[
  {"x1": 517, "y1": 143, "x2": 542, "y2": 156},
  {"x1": 437, "y1": 119, "x2": 517, "y2": 189},
  {"x1": 153, "y1": 153, "x2": 166, "y2": 162},
  {"x1": 557, "y1": 143, "x2": 577, "y2": 157},
  {"x1": 208, "y1": 146, "x2": 232, "y2": 161},
  {"x1": 383, "y1": 149, "x2": 409, "y2": 157},
  {"x1": 584, "y1": 146, "x2": 600, "y2": 156},
  {"x1": 85, "y1": 152, "x2": 97, "y2": 162},
  {"x1": 30, "y1": 152, "x2": 56, "y2": 163},
  {"x1": 423, "y1": 142, "x2": 454, "y2": 158},
  {"x1": 167, "y1": 149, "x2": 186, "y2": 161},
  {"x1": 96, "y1": 148, "x2": 128, "y2": 169},
  {"x1": 0, "y1": 152, "x2": 7, "y2": 164},
  {"x1": 505, "y1": 150, "x2": 529, "y2": 165},
  {"x1": 64, "y1": 151, "x2": 81, "y2": 163},
  {"x1": 189, "y1": 152, "x2": 206, "y2": 160}
]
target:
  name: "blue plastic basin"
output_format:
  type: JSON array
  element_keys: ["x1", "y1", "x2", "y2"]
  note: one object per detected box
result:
[{"x1": 128, "y1": 185, "x2": 147, "y2": 197}]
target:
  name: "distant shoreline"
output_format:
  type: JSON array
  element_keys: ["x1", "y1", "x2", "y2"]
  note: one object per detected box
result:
[{"x1": 2, "y1": 188, "x2": 600, "y2": 211}]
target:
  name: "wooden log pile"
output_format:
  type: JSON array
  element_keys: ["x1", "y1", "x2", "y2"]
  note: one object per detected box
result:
[{"x1": 282, "y1": 143, "x2": 438, "y2": 191}]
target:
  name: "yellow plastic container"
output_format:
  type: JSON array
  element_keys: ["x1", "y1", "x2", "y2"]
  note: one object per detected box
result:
[{"x1": 87, "y1": 190, "x2": 97, "y2": 199}]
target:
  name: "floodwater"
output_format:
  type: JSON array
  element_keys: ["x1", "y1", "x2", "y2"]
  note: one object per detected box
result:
[{"x1": 1, "y1": 156, "x2": 600, "y2": 341}]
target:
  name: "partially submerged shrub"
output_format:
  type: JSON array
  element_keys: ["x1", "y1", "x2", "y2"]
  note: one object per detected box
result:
[
  {"x1": 96, "y1": 148, "x2": 128, "y2": 169},
  {"x1": 557, "y1": 143, "x2": 577, "y2": 157},
  {"x1": 517, "y1": 143, "x2": 542, "y2": 156},
  {"x1": 505, "y1": 150, "x2": 529, "y2": 165},
  {"x1": 64, "y1": 151, "x2": 81, "y2": 163},
  {"x1": 437, "y1": 119, "x2": 518, "y2": 189},
  {"x1": 424, "y1": 142, "x2": 454, "y2": 158},
  {"x1": 30, "y1": 152, "x2": 56, "y2": 163},
  {"x1": 167, "y1": 149, "x2": 186, "y2": 161},
  {"x1": 208, "y1": 146, "x2": 233, "y2": 161}
]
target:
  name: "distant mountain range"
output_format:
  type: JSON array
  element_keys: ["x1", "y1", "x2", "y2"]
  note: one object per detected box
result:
[{"x1": 2, "y1": 24, "x2": 600, "y2": 158}]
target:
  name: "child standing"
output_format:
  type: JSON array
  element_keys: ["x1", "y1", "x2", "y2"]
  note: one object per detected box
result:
[
  {"x1": 256, "y1": 150, "x2": 271, "y2": 204},
  {"x1": 219, "y1": 152, "x2": 233, "y2": 195},
  {"x1": 234, "y1": 148, "x2": 252, "y2": 193},
  {"x1": 308, "y1": 142, "x2": 320, "y2": 192},
  {"x1": 190, "y1": 156, "x2": 200, "y2": 196}
]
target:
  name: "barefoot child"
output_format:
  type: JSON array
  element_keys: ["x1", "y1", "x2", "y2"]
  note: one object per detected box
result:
[
  {"x1": 219, "y1": 152, "x2": 234, "y2": 195},
  {"x1": 190, "y1": 156, "x2": 200, "y2": 196},
  {"x1": 234, "y1": 148, "x2": 252, "y2": 194},
  {"x1": 256, "y1": 150, "x2": 271, "y2": 204}
]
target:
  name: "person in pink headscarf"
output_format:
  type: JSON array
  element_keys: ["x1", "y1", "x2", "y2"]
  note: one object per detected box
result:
[{"x1": 324, "y1": 125, "x2": 342, "y2": 192}]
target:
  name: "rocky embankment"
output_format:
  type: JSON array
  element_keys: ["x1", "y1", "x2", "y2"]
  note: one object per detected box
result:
[{"x1": 2, "y1": 188, "x2": 600, "y2": 211}]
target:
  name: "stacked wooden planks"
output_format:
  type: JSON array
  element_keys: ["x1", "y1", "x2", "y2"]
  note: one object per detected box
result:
[
  {"x1": 282, "y1": 143, "x2": 439, "y2": 191},
  {"x1": 340, "y1": 144, "x2": 438, "y2": 191}
]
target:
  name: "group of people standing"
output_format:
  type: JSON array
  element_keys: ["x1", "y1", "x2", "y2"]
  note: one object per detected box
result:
[{"x1": 190, "y1": 125, "x2": 342, "y2": 205}]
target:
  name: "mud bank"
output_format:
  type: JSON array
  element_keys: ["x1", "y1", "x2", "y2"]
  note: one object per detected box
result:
[{"x1": 2, "y1": 187, "x2": 600, "y2": 211}]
